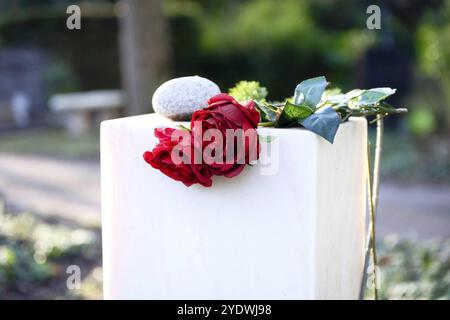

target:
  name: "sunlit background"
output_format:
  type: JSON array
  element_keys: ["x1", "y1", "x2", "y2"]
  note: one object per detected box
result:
[{"x1": 0, "y1": 0, "x2": 449, "y2": 299}]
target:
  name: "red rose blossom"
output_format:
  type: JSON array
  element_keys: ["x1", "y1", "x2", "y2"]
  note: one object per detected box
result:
[
  {"x1": 191, "y1": 93, "x2": 260, "y2": 178},
  {"x1": 143, "y1": 93, "x2": 260, "y2": 187},
  {"x1": 143, "y1": 127, "x2": 212, "y2": 187}
]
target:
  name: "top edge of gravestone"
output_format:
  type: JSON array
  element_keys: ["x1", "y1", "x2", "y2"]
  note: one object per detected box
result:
[{"x1": 100, "y1": 113, "x2": 366, "y2": 131}]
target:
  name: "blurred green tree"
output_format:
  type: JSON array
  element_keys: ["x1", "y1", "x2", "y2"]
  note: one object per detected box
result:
[{"x1": 417, "y1": 0, "x2": 450, "y2": 134}]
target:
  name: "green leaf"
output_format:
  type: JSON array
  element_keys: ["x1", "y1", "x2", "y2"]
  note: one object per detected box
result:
[
  {"x1": 294, "y1": 76, "x2": 328, "y2": 108},
  {"x1": 255, "y1": 102, "x2": 278, "y2": 123},
  {"x1": 345, "y1": 89, "x2": 365, "y2": 100},
  {"x1": 321, "y1": 94, "x2": 348, "y2": 108},
  {"x1": 353, "y1": 88, "x2": 396, "y2": 106},
  {"x1": 278, "y1": 101, "x2": 314, "y2": 127},
  {"x1": 300, "y1": 106, "x2": 340, "y2": 143}
]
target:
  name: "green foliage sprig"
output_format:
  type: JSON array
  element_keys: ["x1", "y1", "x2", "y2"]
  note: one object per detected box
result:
[
  {"x1": 252, "y1": 76, "x2": 408, "y2": 143},
  {"x1": 228, "y1": 81, "x2": 268, "y2": 103}
]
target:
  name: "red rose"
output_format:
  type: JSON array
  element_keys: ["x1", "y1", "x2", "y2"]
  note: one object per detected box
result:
[
  {"x1": 144, "y1": 93, "x2": 261, "y2": 187},
  {"x1": 191, "y1": 93, "x2": 260, "y2": 178},
  {"x1": 143, "y1": 127, "x2": 212, "y2": 187}
]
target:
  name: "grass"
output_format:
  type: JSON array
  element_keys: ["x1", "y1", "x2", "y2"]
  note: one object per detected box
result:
[{"x1": 0, "y1": 128, "x2": 99, "y2": 160}]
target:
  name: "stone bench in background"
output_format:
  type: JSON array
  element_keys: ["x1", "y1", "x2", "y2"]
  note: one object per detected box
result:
[{"x1": 49, "y1": 90, "x2": 125, "y2": 136}]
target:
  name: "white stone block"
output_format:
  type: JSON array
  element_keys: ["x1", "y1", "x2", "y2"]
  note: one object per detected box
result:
[{"x1": 101, "y1": 114, "x2": 367, "y2": 299}]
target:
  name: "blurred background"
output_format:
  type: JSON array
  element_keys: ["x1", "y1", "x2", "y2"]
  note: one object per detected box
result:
[{"x1": 0, "y1": 0, "x2": 449, "y2": 299}]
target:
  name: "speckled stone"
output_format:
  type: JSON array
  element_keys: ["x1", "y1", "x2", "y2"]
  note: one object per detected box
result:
[{"x1": 152, "y1": 76, "x2": 220, "y2": 120}]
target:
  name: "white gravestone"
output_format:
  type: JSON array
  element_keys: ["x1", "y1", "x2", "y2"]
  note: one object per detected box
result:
[{"x1": 101, "y1": 114, "x2": 367, "y2": 299}]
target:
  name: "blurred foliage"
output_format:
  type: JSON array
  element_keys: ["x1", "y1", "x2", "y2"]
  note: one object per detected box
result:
[
  {"x1": 403, "y1": 77, "x2": 446, "y2": 137},
  {"x1": 376, "y1": 130, "x2": 450, "y2": 182},
  {"x1": 0, "y1": 128, "x2": 99, "y2": 159},
  {"x1": 42, "y1": 60, "x2": 80, "y2": 100},
  {"x1": 0, "y1": 203, "x2": 101, "y2": 299},
  {"x1": 417, "y1": 0, "x2": 450, "y2": 134},
  {"x1": 408, "y1": 108, "x2": 436, "y2": 136},
  {"x1": 376, "y1": 236, "x2": 450, "y2": 299},
  {"x1": 184, "y1": 0, "x2": 375, "y2": 99}
]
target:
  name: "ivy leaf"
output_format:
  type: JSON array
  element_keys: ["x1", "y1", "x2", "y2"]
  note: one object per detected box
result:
[
  {"x1": 345, "y1": 89, "x2": 365, "y2": 100},
  {"x1": 322, "y1": 93, "x2": 347, "y2": 105},
  {"x1": 300, "y1": 106, "x2": 340, "y2": 143},
  {"x1": 352, "y1": 88, "x2": 396, "y2": 106},
  {"x1": 278, "y1": 101, "x2": 314, "y2": 127},
  {"x1": 294, "y1": 76, "x2": 328, "y2": 108},
  {"x1": 255, "y1": 102, "x2": 278, "y2": 123}
]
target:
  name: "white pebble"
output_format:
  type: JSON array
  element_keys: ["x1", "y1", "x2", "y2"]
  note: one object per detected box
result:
[{"x1": 152, "y1": 76, "x2": 220, "y2": 120}]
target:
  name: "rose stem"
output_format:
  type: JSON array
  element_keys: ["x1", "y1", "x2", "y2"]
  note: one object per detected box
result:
[
  {"x1": 258, "y1": 122, "x2": 276, "y2": 127},
  {"x1": 370, "y1": 116, "x2": 383, "y2": 300},
  {"x1": 359, "y1": 115, "x2": 383, "y2": 299}
]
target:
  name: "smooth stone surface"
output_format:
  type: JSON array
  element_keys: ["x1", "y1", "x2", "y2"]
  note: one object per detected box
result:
[
  {"x1": 152, "y1": 76, "x2": 220, "y2": 120},
  {"x1": 101, "y1": 114, "x2": 367, "y2": 299}
]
